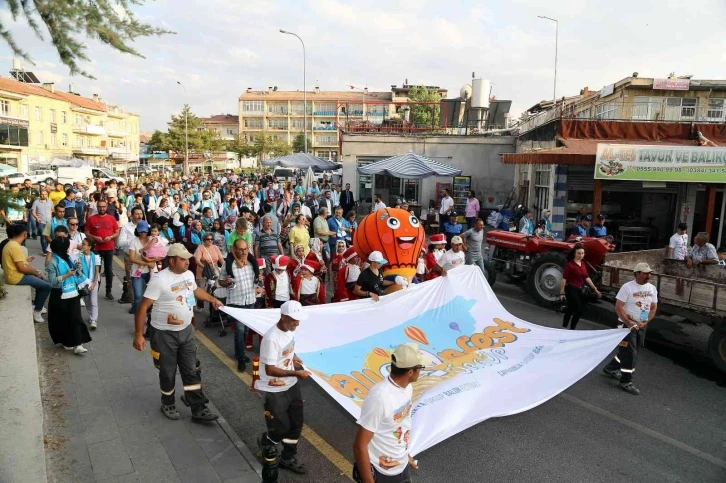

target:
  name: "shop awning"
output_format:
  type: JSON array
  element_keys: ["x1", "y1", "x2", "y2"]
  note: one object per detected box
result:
[
  {"x1": 357, "y1": 151, "x2": 462, "y2": 178},
  {"x1": 501, "y1": 138, "x2": 698, "y2": 165}
]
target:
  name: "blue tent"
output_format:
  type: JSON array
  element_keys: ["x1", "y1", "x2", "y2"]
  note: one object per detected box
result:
[{"x1": 262, "y1": 152, "x2": 341, "y2": 172}]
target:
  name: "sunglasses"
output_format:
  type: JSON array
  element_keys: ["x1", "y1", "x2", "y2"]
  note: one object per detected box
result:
[
  {"x1": 204, "y1": 238, "x2": 213, "y2": 241},
  {"x1": 69, "y1": 223, "x2": 79, "y2": 226}
]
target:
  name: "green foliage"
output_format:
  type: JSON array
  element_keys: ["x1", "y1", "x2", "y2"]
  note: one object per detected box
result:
[
  {"x1": 228, "y1": 134, "x2": 254, "y2": 158},
  {"x1": 407, "y1": 85, "x2": 442, "y2": 127},
  {"x1": 292, "y1": 133, "x2": 311, "y2": 153},
  {"x1": 1, "y1": 0, "x2": 173, "y2": 78},
  {"x1": 253, "y1": 134, "x2": 292, "y2": 159},
  {"x1": 147, "y1": 130, "x2": 167, "y2": 153},
  {"x1": 0, "y1": 188, "x2": 25, "y2": 217}
]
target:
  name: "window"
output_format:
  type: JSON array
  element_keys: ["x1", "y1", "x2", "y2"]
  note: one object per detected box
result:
[
  {"x1": 37, "y1": 131, "x2": 43, "y2": 146},
  {"x1": 707, "y1": 99, "x2": 724, "y2": 122},
  {"x1": 226, "y1": 128, "x2": 236, "y2": 135},
  {"x1": 313, "y1": 103, "x2": 336, "y2": 115},
  {"x1": 291, "y1": 119, "x2": 311, "y2": 129},
  {"x1": 49, "y1": 109, "x2": 56, "y2": 122},
  {"x1": 316, "y1": 134, "x2": 337, "y2": 144},
  {"x1": 50, "y1": 133, "x2": 56, "y2": 146},
  {"x1": 665, "y1": 97, "x2": 696, "y2": 120},
  {"x1": 61, "y1": 111, "x2": 67, "y2": 124},
  {"x1": 268, "y1": 119, "x2": 288, "y2": 130},
  {"x1": 35, "y1": 106, "x2": 42, "y2": 121},
  {"x1": 244, "y1": 118, "x2": 263, "y2": 128},
  {"x1": 268, "y1": 104, "x2": 288, "y2": 115},
  {"x1": 534, "y1": 165, "x2": 551, "y2": 212},
  {"x1": 75, "y1": 114, "x2": 83, "y2": 126},
  {"x1": 0, "y1": 100, "x2": 9, "y2": 115},
  {"x1": 317, "y1": 150, "x2": 338, "y2": 160},
  {"x1": 21, "y1": 105, "x2": 28, "y2": 119},
  {"x1": 290, "y1": 103, "x2": 311, "y2": 114},
  {"x1": 0, "y1": 123, "x2": 29, "y2": 147},
  {"x1": 595, "y1": 102, "x2": 617, "y2": 120},
  {"x1": 242, "y1": 101, "x2": 264, "y2": 112},
  {"x1": 62, "y1": 134, "x2": 68, "y2": 146}
]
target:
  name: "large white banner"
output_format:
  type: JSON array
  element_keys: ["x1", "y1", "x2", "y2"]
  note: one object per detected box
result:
[{"x1": 223, "y1": 265, "x2": 628, "y2": 455}]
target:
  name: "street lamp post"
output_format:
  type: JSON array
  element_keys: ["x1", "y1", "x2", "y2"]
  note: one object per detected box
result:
[
  {"x1": 279, "y1": 29, "x2": 307, "y2": 153},
  {"x1": 537, "y1": 15, "x2": 558, "y2": 106},
  {"x1": 176, "y1": 81, "x2": 189, "y2": 176}
]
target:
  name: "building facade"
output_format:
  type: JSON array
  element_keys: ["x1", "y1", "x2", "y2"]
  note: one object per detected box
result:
[
  {"x1": 505, "y1": 75, "x2": 726, "y2": 247},
  {"x1": 238, "y1": 84, "x2": 447, "y2": 162},
  {"x1": 200, "y1": 114, "x2": 239, "y2": 141},
  {"x1": 0, "y1": 77, "x2": 139, "y2": 172}
]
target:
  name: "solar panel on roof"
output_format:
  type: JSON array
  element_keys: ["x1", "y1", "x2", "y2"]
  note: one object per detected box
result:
[{"x1": 10, "y1": 70, "x2": 40, "y2": 83}]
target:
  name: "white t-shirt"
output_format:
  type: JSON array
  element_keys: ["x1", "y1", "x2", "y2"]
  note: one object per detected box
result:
[
  {"x1": 437, "y1": 249, "x2": 465, "y2": 272},
  {"x1": 274, "y1": 272, "x2": 290, "y2": 301},
  {"x1": 82, "y1": 252, "x2": 101, "y2": 281},
  {"x1": 439, "y1": 196, "x2": 454, "y2": 215},
  {"x1": 615, "y1": 280, "x2": 658, "y2": 326},
  {"x1": 256, "y1": 325, "x2": 297, "y2": 393},
  {"x1": 373, "y1": 201, "x2": 387, "y2": 211},
  {"x1": 144, "y1": 268, "x2": 197, "y2": 331},
  {"x1": 300, "y1": 276, "x2": 319, "y2": 295},
  {"x1": 129, "y1": 237, "x2": 151, "y2": 276},
  {"x1": 356, "y1": 378, "x2": 413, "y2": 476},
  {"x1": 346, "y1": 264, "x2": 361, "y2": 283},
  {"x1": 669, "y1": 233, "x2": 688, "y2": 260}
]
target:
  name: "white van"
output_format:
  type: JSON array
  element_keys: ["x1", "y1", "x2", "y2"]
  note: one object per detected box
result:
[{"x1": 57, "y1": 166, "x2": 125, "y2": 186}]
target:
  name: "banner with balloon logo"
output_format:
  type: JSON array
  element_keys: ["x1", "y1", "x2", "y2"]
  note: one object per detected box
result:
[{"x1": 222, "y1": 265, "x2": 628, "y2": 455}]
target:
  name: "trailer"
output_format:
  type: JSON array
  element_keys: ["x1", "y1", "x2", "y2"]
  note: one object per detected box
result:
[{"x1": 600, "y1": 248, "x2": 726, "y2": 374}]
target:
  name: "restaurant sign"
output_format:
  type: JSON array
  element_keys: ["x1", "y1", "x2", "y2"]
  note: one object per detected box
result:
[
  {"x1": 0, "y1": 116, "x2": 29, "y2": 128},
  {"x1": 652, "y1": 78, "x2": 690, "y2": 90},
  {"x1": 595, "y1": 143, "x2": 726, "y2": 183}
]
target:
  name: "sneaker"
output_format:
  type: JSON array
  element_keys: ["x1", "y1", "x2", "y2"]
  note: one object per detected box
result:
[
  {"x1": 603, "y1": 367, "x2": 621, "y2": 380},
  {"x1": 160, "y1": 404, "x2": 181, "y2": 420},
  {"x1": 89, "y1": 321, "x2": 97, "y2": 330},
  {"x1": 118, "y1": 296, "x2": 132, "y2": 304},
  {"x1": 620, "y1": 382, "x2": 641, "y2": 395},
  {"x1": 279, "y1": 457, "x2": 307, "y2": 474},
  {"x1": 40, "y1": 306, "x2": 48, "y2": 314},
  {"x1": 105, "y1": 292, "x2": 115, "y2": 301},
  {"x1": 33, "y1": 311, "x2": 45, "y2": 323},
  {"x1": 191, "y1": 404, "x2": 219, "y2": 422},
  {"x1": 73, "y1": 345, "x2": 88, "y2": 355},
  {"x1": 128, "y1": 307, "x2": 135, "y2": 314},
  {"x1": 80, "y1": 299, "x2": 86, "y2": 307},
  {"x1": 237, "y1": 360, "x2": 246, "y2": 372},
  {"x1": 63, "y1": 346, "x2": 74, "y2": 350}
]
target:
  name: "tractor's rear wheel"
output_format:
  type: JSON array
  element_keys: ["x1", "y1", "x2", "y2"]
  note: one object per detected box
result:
[
  {"x1": 483, "y1": 260, "x2": 496, "y2": 288},
  {"x1": 527, "y1": 252, "x2": 567, "y2": 307},
  {"x1": 707, "y1": 324, "x2": 726, "y2": 374}
]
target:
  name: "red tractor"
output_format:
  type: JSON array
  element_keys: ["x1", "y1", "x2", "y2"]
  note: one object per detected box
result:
[{"x1": 485, "y1": 230, "x2": 615, "y2": 307}]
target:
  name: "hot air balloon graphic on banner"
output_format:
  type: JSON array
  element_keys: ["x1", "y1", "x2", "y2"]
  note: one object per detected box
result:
[{"x1": 404, "y1": 326, "x2": 429, "y2": 346}]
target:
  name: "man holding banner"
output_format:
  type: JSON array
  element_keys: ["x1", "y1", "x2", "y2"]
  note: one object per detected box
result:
[{"x1": 353, "y1": 343, "x2": 422, "y2": 483}]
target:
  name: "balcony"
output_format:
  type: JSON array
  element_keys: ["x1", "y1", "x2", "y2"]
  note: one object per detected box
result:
[
  {"x1": 107, "y1": 128, "x2": 128, "y2": 137},
  {"x1": 72, "y1": 124, "x2": 105, "y2": 135},
  {"x1": 73, "y1": 146, "x2": 108, "y2": 156},
  {"x1": 313, "y1": 111, "x2": 336, "y2": 116},
  {"x1": 313, "y1": 125, "x2": 338, "y2": 131}
]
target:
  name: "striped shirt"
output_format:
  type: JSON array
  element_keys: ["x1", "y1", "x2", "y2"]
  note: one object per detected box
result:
[{"x1": 255, "y1": 230, "x2": 280, "y2": 258}]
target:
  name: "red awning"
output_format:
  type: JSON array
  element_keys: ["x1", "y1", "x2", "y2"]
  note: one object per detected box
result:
[{"x1": 501, "y1": 138, "x2": 698, "y2": 165}]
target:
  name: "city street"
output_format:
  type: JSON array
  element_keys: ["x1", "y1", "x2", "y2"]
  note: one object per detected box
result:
[{"x1": 195, "y1": 280, "x2": 726, "y2": 483}]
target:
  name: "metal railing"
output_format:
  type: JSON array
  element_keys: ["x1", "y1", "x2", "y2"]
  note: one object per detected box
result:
[{"x1": 519, "y1": 100, "x2": 726, "y2": 133}]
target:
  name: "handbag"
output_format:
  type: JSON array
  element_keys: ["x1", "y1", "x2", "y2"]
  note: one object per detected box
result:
[
  {"x1": 201, "y1": 246, "x2": 220, "y2": 280},
  {"x1": 77, "y1": 285, "x2": 90, "y2": 297}
]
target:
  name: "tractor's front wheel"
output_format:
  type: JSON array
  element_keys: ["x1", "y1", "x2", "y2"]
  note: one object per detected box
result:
[{"x1": 527, "y1": 252, "x2": 567, "y2": 307}]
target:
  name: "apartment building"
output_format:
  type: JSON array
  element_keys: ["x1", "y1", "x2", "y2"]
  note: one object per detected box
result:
[
  {"x1": 238, "y1": 84, "x2": 447, "y2": 161},
  {"x1": 200, "y1": 114, "x2": 239, "y2": 141},
  {"x1": 0, "y1": 76, "x2": 140, "y2": 172}
]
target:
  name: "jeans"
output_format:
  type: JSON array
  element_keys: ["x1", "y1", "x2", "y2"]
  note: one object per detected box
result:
[
  {"x1": 97, "y1": 250, "x2": 115, "y2": 293},
  {"x1": 18, "y1": 275, "x2": 51, "y2": 312},
  {"x1": 131, "y1": 273, "x2": 151, "y2": 312},
  {"x1": 466, "y1": 216, "x2": 476, "y2": 230},
  {"x1": 468, "y1": 255, "x2": 485, "y2": 274},
  {"x1": 27, "y1": 216, "x2": 38, "y2": 237},
  {"x1": 229, "y1": 303, "x2": 253, "y2": 363},
  {"x1": 37, "y1": 223, "x2": 48, "y2": 252}
]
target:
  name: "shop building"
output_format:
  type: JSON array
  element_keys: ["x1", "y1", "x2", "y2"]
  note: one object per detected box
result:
[{"x1": 503, "y1": 75, "x2": 726, "y2": 248}]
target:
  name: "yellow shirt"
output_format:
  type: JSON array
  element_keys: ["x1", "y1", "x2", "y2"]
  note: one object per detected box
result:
[
  {"x1": 2, "y1": 239, "x2": 26, "y2": 285},
  {"x1": 49, "y1": 190, "x2": 66, "y2": 206},
  {"x1": 288, "y1": 226, "x2": 310, "y2": 256}
]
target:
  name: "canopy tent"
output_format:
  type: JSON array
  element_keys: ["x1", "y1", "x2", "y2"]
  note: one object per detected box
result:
[
  {"x1": 262, "y1": 152, "x2": 341, "y2": 172},
  {"x1": 356, "y1": 151, "x2": 462, "y2": 179}
]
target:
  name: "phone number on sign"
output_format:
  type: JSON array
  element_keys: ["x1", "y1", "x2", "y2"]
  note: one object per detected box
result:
[{"x1": 632, "y1": 166, "x2": 726, "y2": 174}]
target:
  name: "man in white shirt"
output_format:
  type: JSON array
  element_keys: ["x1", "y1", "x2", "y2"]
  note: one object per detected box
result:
[
  {"x1": 353, "y1": 343, "x2": 422, "y2": 483},
  {"x1": 667, "y1": 222, "x2": 688, "y2": 260},
  {"x1": 438, "y1": 189, "x2": 454, "y2": 233},
  {"x1": 432, "y1": 235, "x2": 466, "y2": 276},
  {"x1": 372, "y1": 193, "x2": 386, "y2": 212},
  {"x1": 603, "y1": 262, "x2": 658, "y2": 396},
  {"x1": 321, "y1": 190, "x2": 334, "y2": 217},
  {"x1": 117, "y1": 206, "x2": 145, "y2": 306},
  {"x1": 256, "y1": 300, "x2": 311, "y2": 478},
  {"x1": 132, "y1": 243, "x2": 223, "y2": 422}
]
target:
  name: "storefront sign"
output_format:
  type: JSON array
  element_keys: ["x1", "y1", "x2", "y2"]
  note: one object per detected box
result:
[
  {"x1": 653, "y1": 78, "x2": 690, "y2": 90},
  {"x1": 0, "y1": 116, "x2": 29, "y2": 128},
  {"x1": 595, "y1": 143, "x2": 726, "y2": 182}
]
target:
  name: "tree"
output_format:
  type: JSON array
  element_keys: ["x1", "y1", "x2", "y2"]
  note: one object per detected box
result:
[
  {"x1": 407, "y1": 85, "x2": 441, "y2": 127},
  {"x1": 1, "y1": 0, "x2": 173, "y2": 78},
  {"x1": 292, "y1": 133, "x2": 311, "y2": 153},
  {"x1": 228, "y1": 134, "x2": 254, "y2": 158},
  {"x1": 147, "y1": 130, "x2": 168, "y2": 153},
  {"x1": 253, "y1": 134, "x2": 292, "y2": 160}
]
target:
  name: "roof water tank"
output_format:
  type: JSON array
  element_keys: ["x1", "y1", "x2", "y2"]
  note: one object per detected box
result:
[{"x1": 471, "y1": 78, "x2": 490, "y2": 109}]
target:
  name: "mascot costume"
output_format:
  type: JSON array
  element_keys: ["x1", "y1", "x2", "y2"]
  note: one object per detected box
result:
[{"x1": 352, "y1": 208, "x2": 426, "y2": 294}]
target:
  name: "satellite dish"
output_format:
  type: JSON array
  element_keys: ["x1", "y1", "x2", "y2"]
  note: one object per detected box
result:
[{"x1": 460, "y1": 84, "x2": 472, "y2": 100}]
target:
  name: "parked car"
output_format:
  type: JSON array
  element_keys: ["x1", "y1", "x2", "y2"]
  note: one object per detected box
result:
[
  {"x1": 29, "y1": 169, "x2": 57, "y2": 185},
  {"x1": 6, "y1": 171, "x2": 30, "y2": 185},
  {"x1": 126, "y1": 165, "x2": 154, "y2": 176},
  {"x1": 57, "y1": 166, "x2": 125, "y2": 186}
]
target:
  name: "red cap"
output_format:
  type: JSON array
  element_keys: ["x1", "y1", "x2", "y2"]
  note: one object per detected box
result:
[
  {"x1": 271, "y1": 255, "x2": 289, "y2": 270},
  {"x1": 301, "y1": 260, "x2": 320, "y2": 273},
  {"x1": 343, "y1": 246, "x2": 358, "y2": 262},
  {"x1": 257, "y1": 258, "x2": 266, "y2": 269},
  {"x1": 429, "y1": 233, "x2": 446, "y2": 244}
]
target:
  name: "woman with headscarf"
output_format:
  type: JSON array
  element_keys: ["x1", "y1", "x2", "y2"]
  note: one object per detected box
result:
[
  {"x1": 540, "y1": 208, "x2": 552, "y2": 235},
  {"x1": 211, "y1": 218, "x2": 229, "y2": 259},
  {"x1": 46, "y1": 237, "x2": 92, "y2": 354}
]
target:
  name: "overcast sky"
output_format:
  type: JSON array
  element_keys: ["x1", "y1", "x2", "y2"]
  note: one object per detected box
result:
[{"x1": 1, "y1": 0, "x2": 724, "y2": 132}]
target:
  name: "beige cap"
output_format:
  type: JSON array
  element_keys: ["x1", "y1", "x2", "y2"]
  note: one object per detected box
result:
[
  {"x1": 391, "y1": 343, "x2": 425, "y2": 369},
  {"x1": 633, "y1": 262, "x2": 653, "y2": 273},
  {"x1": 451, "y1": 235, "x2": 463, "y2": 245},
  {"x1": 166, "y1": 243, "x2": 193, "y2": 259}
]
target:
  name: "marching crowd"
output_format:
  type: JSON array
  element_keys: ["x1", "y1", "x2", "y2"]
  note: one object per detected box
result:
[{"x1": 0, "y1": 169, "x2": 492, "y2": 482}]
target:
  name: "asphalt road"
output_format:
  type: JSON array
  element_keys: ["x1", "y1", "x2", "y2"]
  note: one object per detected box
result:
[{"x1": 196, "y1": 279, "x2": 726, "y2": 483}]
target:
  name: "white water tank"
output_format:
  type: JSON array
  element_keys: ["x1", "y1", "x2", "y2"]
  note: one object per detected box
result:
[{"x1": 471, "y1": 78, "x2": 490, "y2": 108}]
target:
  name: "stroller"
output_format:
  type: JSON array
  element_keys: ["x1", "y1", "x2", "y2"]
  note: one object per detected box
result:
[{"x1": 202, "y1": 267, "x2": 229, "y2": 337}]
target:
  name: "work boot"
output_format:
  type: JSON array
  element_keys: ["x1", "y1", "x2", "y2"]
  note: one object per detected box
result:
[
  {"x1": 619, "y1": 382, "x2": 640, "y2": 395},
  {"x1": 602, "y1": 367, "x2": 621, "y2": 380},
  {"x1": 237, "y1": 360, "x2": 246, "y2": 372},
  {"x1": 105, "y1": 291, "x2": 115, "y2": 301},
  {"x1": 279, "y1": 457, "x2": 307, "y2": 474},
  {"x1": 191, "y1": 404, "x2": 218, "y2": 422},
  {"x1": 160, "y1": 404, "x2": 181, "y2": 420}
]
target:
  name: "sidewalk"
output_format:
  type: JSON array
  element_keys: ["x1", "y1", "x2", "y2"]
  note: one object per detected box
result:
[{"x1": 28, "y1": 248, "x2": 262, "y2": 483}]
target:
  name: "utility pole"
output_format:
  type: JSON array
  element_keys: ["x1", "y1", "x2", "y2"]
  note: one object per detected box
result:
[
  {"x1": 538, "y1": 16, "x2": 558, "y2": 106},
  {"x1": 176, "y1": 81, "x2": 189, "y2": 175},
  {"x1": 280, "y1": 29, "x2": 307, "y2": 153}
]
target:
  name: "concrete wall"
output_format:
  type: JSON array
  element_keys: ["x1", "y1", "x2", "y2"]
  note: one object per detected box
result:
[{"x1": 340, "y1": 134, "x2": 516, "y2": 213}]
